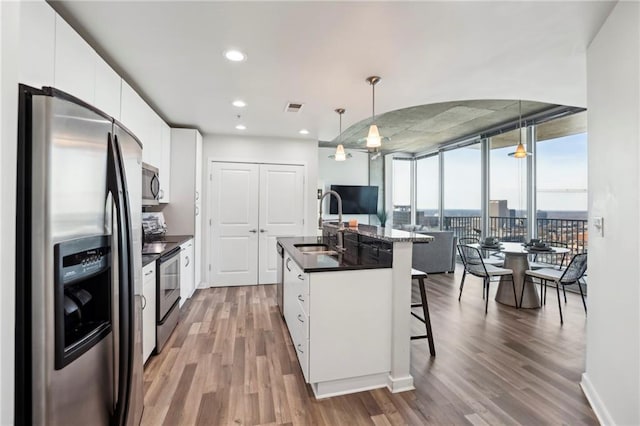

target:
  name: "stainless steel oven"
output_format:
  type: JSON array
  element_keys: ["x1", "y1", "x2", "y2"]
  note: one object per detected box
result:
[
  {"x1": 156, "y1": 246, "x2": 180, "y2": 352},
  {"x1": 142, "y1": 162, "x2": 160, "y2": 206}
]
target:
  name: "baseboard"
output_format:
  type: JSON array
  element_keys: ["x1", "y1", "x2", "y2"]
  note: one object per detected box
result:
[
  {"x1": 386, "y1": 374, "x2": 415, "y2": 393},
  {"x1": 580, "y1": 373, "x2": 615, "y2": 425}
]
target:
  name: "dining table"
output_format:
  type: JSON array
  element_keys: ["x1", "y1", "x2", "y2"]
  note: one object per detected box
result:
[{"x1": 484, "y1": 242, "x2": 570, "y2": 308}]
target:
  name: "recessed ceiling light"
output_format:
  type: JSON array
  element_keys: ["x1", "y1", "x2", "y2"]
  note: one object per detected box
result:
[
  {"x1": 299, "y1": 129, "x2": 309, "y2": 135},
  {"x1": 235, "y1": 124, "x2": 246, "y2": 130},
  {"x1": 232, "y1": 100, "x2": 246, "y2": 108},
  {"x1": 224, "y1": 50, "x2": 246, "y2": 62}
]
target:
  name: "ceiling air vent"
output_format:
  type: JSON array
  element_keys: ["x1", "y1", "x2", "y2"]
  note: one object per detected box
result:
[{"x1": 284, "y1": 102, "x2": 304, "y2": 113}]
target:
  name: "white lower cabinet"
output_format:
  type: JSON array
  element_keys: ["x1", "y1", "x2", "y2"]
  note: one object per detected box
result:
[
  {"x1": 180, "y1": 239, "x2": 195, "y2": 307},
  {"x1": 142, "y1": 262, "x2": 157, "y2": 363},
  {"x1": 282, "y1": 251, "x2": 393, "y2": 398}
]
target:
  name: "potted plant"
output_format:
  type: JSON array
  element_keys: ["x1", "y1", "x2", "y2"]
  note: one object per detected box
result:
[{"x1": 376, "y1": 210, "x2": 388, "y2": 227}]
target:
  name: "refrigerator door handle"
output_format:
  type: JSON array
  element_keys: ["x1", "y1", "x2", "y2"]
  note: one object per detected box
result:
[{"x1": 107, "y1": 132, "x2": 135, "y2": 426}]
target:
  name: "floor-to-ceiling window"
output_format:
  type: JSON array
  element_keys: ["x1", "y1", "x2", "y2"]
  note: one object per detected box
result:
[
  {"x1": 443, "y1": 144, "x2": 481, "y2": 240},
  {"x1": 415, "y1": 155, "x2": 439, "y2": 230},
  {"x1": 489, "y1": 128, "x2": 528, "y2": 241},
  {"x1": 392, "y1": 158, "x2": 412, "y2": 227},
  {"x1": 535, "y1": 112, "x2": 588, "y2": 254}
]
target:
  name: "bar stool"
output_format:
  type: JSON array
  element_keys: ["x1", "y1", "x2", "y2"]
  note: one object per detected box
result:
[{"x1": 411, "y1": 268, "x2": 435, "y2": 356}]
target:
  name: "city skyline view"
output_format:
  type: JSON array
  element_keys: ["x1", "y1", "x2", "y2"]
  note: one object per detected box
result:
[{"x1": 394, "y1": 131, "x2": 588, "y2": 219}]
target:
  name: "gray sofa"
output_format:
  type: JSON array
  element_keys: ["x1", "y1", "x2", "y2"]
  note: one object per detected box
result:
[{"x1": 411, "y1": 230, "x2": 457, "y2": 274}]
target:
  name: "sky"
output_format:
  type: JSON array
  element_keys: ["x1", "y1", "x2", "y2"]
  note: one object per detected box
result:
[{"x1": 393, "y1": 132, "x2": 588, "y2": 212}]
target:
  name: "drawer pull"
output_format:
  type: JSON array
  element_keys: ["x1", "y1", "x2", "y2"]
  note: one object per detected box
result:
[
  {"x1": 297, "y1": 294, "x2": 305, "y2": 302},
  {"x1": 141, "y1": 295, "x2": 147, "y2": 310},
  {"x1": 286, "y1": 258, "x2": 291, "y2": 272},
  {"x1": 296, "y1": 344, "x2": 304, "y2": 354},
  {"x1": 297, "y1": 274, "x2": 304, "y2": 281},
  {"x1": 144, "y1": 270, "x2": 154, "y2": 276},
  {"x1": 297, "y1": 314, "x2": 304, "y2": 323}
]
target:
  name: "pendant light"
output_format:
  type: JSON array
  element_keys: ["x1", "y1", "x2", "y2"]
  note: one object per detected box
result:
[
  {"x1": 508, "y1": 100, "x2": 530, "y2": 158},
  {"x1": 334, "y1": 108, "x2": 346, "y2": 161},
  {"x1": 366, "y1": 76, "x2": 382, "y2": 149}
]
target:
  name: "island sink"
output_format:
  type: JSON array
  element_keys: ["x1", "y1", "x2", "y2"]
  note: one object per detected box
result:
[{"x1": 294, "y1": 244, "x2": 337, "y2": 255}]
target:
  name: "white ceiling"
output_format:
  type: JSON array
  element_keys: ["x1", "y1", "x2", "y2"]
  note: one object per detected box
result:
[{"x1": 51, "y1": 1, "x2": 614, "y2": 143}]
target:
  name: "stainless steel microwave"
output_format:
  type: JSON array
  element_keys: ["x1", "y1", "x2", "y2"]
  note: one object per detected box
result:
[{"x1": 142, "y1": 162, "x2": 160, "y2": 206}]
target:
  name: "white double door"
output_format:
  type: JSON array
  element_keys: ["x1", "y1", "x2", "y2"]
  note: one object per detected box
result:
[{"x1": 209, "y1": 162, "x2": 304, "y2": 286}]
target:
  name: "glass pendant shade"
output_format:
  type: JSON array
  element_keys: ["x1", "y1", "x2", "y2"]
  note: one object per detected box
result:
[
  {"x1": 512, "y1": 142, "x2": 527, "y2": 158},
  {"x1": 366, "y1": 124, "x2": 382, "y2": 148},
  {"x1": 335, "y1": 144, "x2": 346, "y2": 161}
]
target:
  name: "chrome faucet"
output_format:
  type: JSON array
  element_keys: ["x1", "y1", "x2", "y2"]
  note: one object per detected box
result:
[{"x1": 318, "y1": 190, "x2": 345, "y2": 252}]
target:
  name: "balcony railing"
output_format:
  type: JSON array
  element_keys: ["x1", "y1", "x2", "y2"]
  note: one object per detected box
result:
[{"x1": 440, "y1": 215, "x2": 588, "y2": 255}]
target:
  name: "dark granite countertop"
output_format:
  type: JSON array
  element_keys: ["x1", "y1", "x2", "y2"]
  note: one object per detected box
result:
[
  {"x1": 142, "y1": 235, "x2": 193, "y2": 267},
  {"x1": 322, "y1": 223, "x2": 433, "y2": 243},
  {"x1": 277, "y1": 236, "x2": 392, "y2": 273}
]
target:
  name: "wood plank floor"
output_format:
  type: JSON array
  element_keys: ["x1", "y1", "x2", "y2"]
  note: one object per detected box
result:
[{"x1": 141, "y1": 265, "x2": 598, "y2": 425}]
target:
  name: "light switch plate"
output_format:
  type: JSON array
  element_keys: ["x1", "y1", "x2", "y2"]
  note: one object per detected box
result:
[{"x1": 593, "y1": 216, "x2": 604, "y2": 237}]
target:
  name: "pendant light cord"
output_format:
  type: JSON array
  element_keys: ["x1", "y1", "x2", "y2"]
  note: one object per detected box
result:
[{"x1": 372, "y1": 84, "x2": 376, "y2": 123}]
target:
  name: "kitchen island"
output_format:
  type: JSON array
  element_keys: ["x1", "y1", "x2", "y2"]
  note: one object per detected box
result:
[{"x1": 278, "y1": 224, "x2": 432, "y2": 398}]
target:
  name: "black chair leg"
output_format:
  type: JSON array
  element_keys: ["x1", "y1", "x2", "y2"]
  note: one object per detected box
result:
[
  {"x1": 411, "y1": 276, "x2": 436, "y2": 357},
  {"x1": 555, "y1": 282, "x2": 564, "y2": 325},
  {"x1": 562, "y1": 285, "x2": 567, "y2": 303},
  {"x1": 418, "y1": 278, "x2": 435, "y2": 356},
  {"x1": 520, "y1": 276, "x2": 527, "y2": 308},
  {"x1": 485, "y1": 278, "x2": 490, "y2": 314},
  {"x1": 458, "y1": 270, "x2": 466, "y2": 301},
  {"x1": 578, "y1": 281, "x2": 587, "y2": 314}
]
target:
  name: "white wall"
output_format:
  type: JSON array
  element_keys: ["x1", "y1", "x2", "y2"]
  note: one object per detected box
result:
[
  {"x1": 201, "y1": 134, "x2": 318, "y2": 280},
  {"x1": 582, "y1": 2, "x2": 640, "y2": 425},
  {"x1": 317, "y1": 147, "x2": 371, "y2": 224},
  {"x1": 0, "y1": 2, "x2": 20, "y2": 423}
]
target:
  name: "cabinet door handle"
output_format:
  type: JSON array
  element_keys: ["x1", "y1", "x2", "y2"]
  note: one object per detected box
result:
[
  {"x1": 195, "y1": 206, "x2": 199, "y2": 216},
  {"x1": 141, "y1": 295, "x2": 147, "y2": 310},
  {"x1": 260, "y1": 229, "x2": 267, "y2": 233},
  {"x1": 249, "y1": 229, "x2": 257, "y2": 233},
  {"x1": 285, "y1": 258, "x2": 291, "y2": 271},
  {"x1": 195, "y1": 191, "x2": 199, "y2": 201},
  {"x1": 144, "y1": 270, "x2": 154, "y2": 277},
  {"x1": 297, "y1": 313, "x2": 304, "y2": 323},
  {"x1": 297, "y1": 274, "x2": 304, "y2": 281},
  {"x1": 296, "y1": 344, "x2": 304, "y2": 354},
  {"x1": 297, "y1": 294, "x2": 305, "y2": 302},
  {"x1": 185, "y1": 256, "x2": 190, "y2": 267}
]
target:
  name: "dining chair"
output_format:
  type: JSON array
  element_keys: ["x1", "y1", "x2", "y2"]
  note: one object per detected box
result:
[
  {"x1": 523, "y1": 253, "x2": 588, "y2": 324},
  {"x1": 457, "y1": 244, "x2": 517, "y2": 313},
  {"x1": 459, "y1": 237, "x2": 504, "y2": 266},
  {"x1": 528, "y1": 241, "x2": 568, "y2": 271}
]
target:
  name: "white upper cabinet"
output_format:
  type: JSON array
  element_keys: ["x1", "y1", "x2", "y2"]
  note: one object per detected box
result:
[
  {"x1": 120, "y1": 80, "x2": 147, "y2": 145},
  {"x1": 143, "y1": 109, "x2": 162, "y2": 169},
  {"x1": 121, "y1": 81, "x2": 171, "y2": 195},
  {"x1": 94, "y1": 56, "x2": 122, "y2": 120},
  {"x1": 19, "y1": 0, "x2": 55, "y2": 88},
  {"x1": 159, "y1": 121, "x2": 171, "y2": 203},
  {"x1": 54, "y1": 15, "x2": 96, "y2": 104}
]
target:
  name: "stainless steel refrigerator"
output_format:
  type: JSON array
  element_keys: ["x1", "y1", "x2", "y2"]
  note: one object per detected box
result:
[{"x1": 15, "y1": 85, "x2": 144, "y2": 426}]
